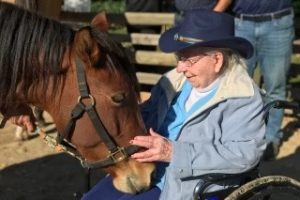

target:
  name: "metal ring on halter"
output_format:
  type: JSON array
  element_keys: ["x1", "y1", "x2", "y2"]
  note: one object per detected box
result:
[{"x1": 77, "y1": 94, "x2": 95, "y2": 107}]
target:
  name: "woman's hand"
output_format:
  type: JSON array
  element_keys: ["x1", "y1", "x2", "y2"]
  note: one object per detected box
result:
[{"x1": 130, "y1": 128, "x2": 172, "y2": 162}]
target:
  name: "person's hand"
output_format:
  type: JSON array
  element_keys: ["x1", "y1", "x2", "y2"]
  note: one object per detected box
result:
[
  {"x1": 130, "y1": 128, "x2": 172, "y2": 162},
  {"x1": 8, "y1": 115, "x2": 35, "y2": 132},
  {"x1": 2, "y1": 104, "x2": 36, "y2": 132}
]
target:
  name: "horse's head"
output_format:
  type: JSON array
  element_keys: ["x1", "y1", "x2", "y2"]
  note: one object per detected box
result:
[
  {"x1": 0, "y1": 2, "x2": 154, "y2": 194},
  {"x1": 64, "y1": 27, "x2": 156, "y2": 193},
  {"x1": 52, "y1": 20, "x2": 155, "y2": 194}
]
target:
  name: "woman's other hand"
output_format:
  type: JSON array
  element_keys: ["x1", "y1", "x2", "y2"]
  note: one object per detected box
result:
[
  {"x1": 9, "y1": 115, "x2": 35, "y2": 132},
  {"x1": 2, "y1": 104, "x2": 36, "y2": 132}
]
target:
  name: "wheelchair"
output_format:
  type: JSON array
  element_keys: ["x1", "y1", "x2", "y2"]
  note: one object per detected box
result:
[
  {"x1": 192, "y1": 100, "x2": 300, "y2": 200},
  {"x1": 193, "y1": 169, "x2": 300, "y2": 200}
]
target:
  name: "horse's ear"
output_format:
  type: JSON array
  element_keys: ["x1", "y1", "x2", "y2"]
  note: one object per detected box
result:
[
  {"x1": 91, "y1": 12, "x2": 109, "y2": 32},
  {"x1": 74, "y1": 28, "x2": 101, "y2": 67}
]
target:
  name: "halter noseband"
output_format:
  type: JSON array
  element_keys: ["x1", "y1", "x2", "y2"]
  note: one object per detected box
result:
[{"x1": 41, "y1": 56, "x2": 141, "y2": 169}]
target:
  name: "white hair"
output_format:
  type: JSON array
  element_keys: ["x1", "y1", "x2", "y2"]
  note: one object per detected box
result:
[{"x1": 215, "y1": 48, "x2": 247, "y2": 74}]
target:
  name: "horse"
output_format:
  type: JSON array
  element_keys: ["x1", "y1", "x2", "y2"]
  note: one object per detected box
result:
[{"x1": 0, "y1": 2, "x2": 155, "y2": 194}]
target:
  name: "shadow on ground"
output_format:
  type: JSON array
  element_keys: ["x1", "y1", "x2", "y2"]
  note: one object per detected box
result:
[
  {"x1": 0, "y1": 153, "x2": 106, "y2": 200},
  {"x1": 260, "y1": 147, "x2": 300, "y2": 180},
  {"x1": 260, "y1": 118, "x2": 300, "y2": 180}
]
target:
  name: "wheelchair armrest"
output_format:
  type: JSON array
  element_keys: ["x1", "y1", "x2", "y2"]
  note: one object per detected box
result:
[{"x1": 182, "y1": 167, "x2": 259, "y2": 200}]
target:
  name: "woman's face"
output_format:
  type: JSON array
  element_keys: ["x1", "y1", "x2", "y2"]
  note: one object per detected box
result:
[{"x1": 176, "y1": 48, "x2": 224, "y2": 89}]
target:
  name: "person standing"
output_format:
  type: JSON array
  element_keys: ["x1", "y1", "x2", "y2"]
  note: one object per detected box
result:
[
  {"x1": 175, "y1": 0, "x2": 232, "y2": 13},
  {"x1": 174, "y1": 0, "x2": 233, "y2": 24},
  {"x1": 222, "y1": 0, "x2": 295, "y2": 159}
]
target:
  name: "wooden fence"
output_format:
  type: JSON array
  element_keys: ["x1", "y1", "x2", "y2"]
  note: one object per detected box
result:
[{"x1": 3, "y1": 0, "x2": 300, "y2": 93}]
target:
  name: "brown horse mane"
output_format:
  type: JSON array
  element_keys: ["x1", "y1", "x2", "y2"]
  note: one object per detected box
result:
[{"x1": 0, "y1": 2, "x2": 140, "y2": 110}]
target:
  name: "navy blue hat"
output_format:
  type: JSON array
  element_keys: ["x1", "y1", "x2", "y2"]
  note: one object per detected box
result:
[{"x1": 159, "y1": 9, "x2": 253, "y2": 59}]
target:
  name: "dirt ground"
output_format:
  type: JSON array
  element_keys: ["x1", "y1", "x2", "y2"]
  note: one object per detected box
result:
[
  {"x1": 0, "y1": 113, "x2": 106, "y2": 200},
  {"x1": 0, "y1": 112, "x2": 300, "y2": 200}
]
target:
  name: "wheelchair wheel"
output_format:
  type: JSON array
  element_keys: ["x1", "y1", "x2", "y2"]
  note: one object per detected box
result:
[{"x1": 225, "y1": 176, "x2": 300, "y2": 200}]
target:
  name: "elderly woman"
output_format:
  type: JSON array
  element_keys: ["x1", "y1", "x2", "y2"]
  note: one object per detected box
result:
[{"x1": 82, "y1": 8, "x2": 266, "y2": 200}]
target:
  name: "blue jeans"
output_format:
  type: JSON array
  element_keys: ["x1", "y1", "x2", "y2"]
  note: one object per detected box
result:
[
  {"x1": 235, "y1": 12, "x2": 294, "y2": 147},
  {"x1": 81, "y1": 176, "x2": 161, "y2": 200}
]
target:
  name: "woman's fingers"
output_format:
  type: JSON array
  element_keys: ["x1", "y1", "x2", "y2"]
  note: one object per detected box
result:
[
  {"x1": 130, "y1": 137, "x2": 153, "y2": 149},
  {"x1": 130, "y1": 128, "x2": 173, "y2": 162}
]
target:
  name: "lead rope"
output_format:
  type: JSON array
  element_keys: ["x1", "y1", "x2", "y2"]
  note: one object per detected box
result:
[
  {"x1": 37, "y1": 128, "x2": 92, "y2": 197},
  {"x1": 37, "y1": 128, "x2": 86, "y2": 164}
]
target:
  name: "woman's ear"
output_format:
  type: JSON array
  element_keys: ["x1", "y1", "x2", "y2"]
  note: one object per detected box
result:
[
  {"x1": 213, "y1": 51, "x2": 224, "y2": 73},
  {"x1": 74, "y1": 28, "x2": 101, "y2": 67}
]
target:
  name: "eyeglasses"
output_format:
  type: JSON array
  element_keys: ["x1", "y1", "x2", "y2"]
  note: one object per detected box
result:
[{"x1": 176, "y1": 54, "x2": 208, "y2": 68}]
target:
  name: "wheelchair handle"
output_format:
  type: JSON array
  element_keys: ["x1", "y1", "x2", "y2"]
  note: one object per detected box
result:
[{"x1": 263, "y1": 100, "x2": 300, "y2": 122}]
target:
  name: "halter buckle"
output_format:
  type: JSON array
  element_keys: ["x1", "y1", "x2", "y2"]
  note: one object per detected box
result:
[{"x1": 108, "y1": 147, "x2": 127, "y2": 163}]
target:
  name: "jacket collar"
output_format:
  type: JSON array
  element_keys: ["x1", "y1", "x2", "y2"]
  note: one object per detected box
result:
[{"x1": 162, "y1": 63, "x2": 254, "y2": 98}]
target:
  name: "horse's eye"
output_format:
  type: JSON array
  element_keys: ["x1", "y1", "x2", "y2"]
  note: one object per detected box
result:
[{"x1": 111, "y1": 93, "x2": 126, "y2": 105}]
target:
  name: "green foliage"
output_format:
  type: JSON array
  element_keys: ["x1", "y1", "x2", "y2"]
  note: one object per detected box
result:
[{"x1": 91, "y1": 0, "x2": 125, "y2": 13}]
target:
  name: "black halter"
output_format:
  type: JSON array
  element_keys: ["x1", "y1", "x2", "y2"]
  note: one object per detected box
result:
[{"x1": 56, "y1": 56, "x2": 141, "y2": 169}]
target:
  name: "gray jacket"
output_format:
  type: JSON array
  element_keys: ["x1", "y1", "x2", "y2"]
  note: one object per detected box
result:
[{"x1": 141, "y1": 63, "x2": 266, "y2": 200}]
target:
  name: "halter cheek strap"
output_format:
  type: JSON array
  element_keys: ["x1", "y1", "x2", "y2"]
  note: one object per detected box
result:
[{"x1": 44, "y1": 57, "x2": 141, "y2": 169}]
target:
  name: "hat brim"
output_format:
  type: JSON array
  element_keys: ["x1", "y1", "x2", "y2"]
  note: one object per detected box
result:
[{"x1": 159, "y1": 27, "x2": 254, "y2": 59}]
